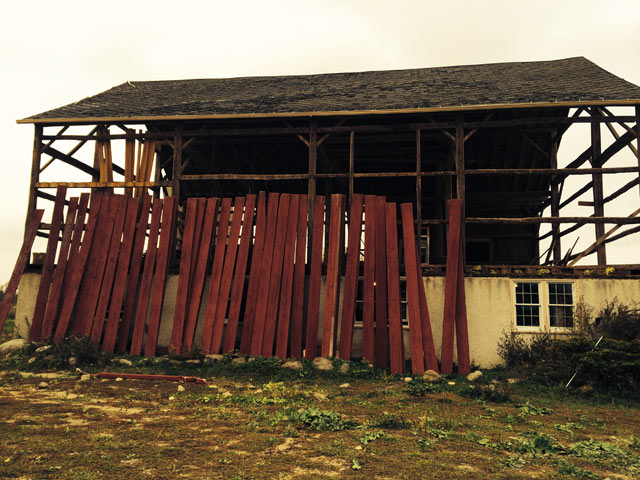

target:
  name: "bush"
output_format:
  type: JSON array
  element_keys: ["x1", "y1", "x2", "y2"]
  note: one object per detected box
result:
[{"x1": 593, "y1": 300, "x2": 640, "y2": 341}]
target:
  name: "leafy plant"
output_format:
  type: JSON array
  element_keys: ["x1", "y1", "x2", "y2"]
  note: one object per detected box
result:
[
  {"x1": 290, "y1": 407, "x2": 357, "y2": 431},
  {"x1": 369, "y1": 412, "x2": 411, "y2": 429},
  {"x1": 555, "y1": 459, "x2": 599, "y2": 479},
  {"x1": 405, "y1": 378, "x2": 438, "y2": 397},
  {"x1": 359, "y1": 430, "x2": 384, "y2": 446},
  {"x1": 516, "y1": 401, "x2": 553, "y2": 416}
]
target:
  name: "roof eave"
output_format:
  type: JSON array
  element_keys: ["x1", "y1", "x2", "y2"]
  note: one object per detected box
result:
[{"x1": 16, "y1": 99, "x2": 640, "y2": 125}]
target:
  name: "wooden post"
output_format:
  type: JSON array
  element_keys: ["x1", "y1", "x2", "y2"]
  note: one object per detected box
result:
[
  {"x1": 455, "y1": 114, "x2": 466, "y2": 262},
  {"x1": 26, "y1": 125, "x2": 43, "y2": 231},
  {"x1": 307, "y1": 119, "x2": 318, "y2": 265},
  {"x1": 591, "y1": 108, "x2": 606, "y2": 265},
  {"x1": 172, "y1": 128, "x2": 183, "y2": 203},
  {"x1": 349, "y1": 130, "x2": 355, "y2": 202},
  {"x1": 416, "y1": 128, "x2": 422, "y2": 264},
  {"x1": 636, "y1": 106, "x2": 640, "y2": 199},
  {"x1": 550, "y1": 130, "x2": 562, "y2": 264}
]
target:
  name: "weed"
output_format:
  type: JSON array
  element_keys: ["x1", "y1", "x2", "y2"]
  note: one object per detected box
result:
[
  {"x1": 351, "y1": 459, "x2": 362, "y2": 470},
  {"x1": 502, "y1": 455, "x2": 527, "y2": 470},
  {"x1": 554, "y1": 422, "x2": 584, "y2": 438},
  {"x1": 359, "y1": 430, "x2": 384, "y2": 446},
  {"x1": 516, "y1": 401, "x2": 553, "y2": 415},
  {"x1": 501, "y1": 413, "x2": 525, "y2": 425},
  {"x1": 319, "y1": 440, "x2": 345, "y2": 457},
  {"x1": 290, "y1": 407, "x2": 358, "y2": 431},
  {"x1": 417, "y1": 437, "x2": 436, "y2": 451},
  {"x1": 462, "y1": 383, "x2": 512, "y2": 403},
  {"x1": 368, "y1": 412, "x2": 411, "y2": 429},
  {"x1": 555, "y1": 459, "x2": 599, "y2": 479},
  {"x1": 405, "y1": 379, "x2": 438, "y2": 397}
]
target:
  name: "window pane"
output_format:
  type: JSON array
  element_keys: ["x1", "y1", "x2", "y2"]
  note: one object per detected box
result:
[
  {"x1": 515, "y1": 282, "x2": 539, "y2": 305},
  {"x1": 550, "y1": 305, "x2": 573, "y2": 328},
  {"x1": 516, "y1": 304, "x2": 540, "y2": 327}
]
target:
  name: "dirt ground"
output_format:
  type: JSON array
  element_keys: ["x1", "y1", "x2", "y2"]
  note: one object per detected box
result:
[{"x1": 1, "y1": 353, "x2": 639, "y2": 480}]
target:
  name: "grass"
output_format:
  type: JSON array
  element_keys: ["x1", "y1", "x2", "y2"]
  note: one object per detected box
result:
[{"x1": 0, "y1": 340, "x2": 639, "y2": 478}]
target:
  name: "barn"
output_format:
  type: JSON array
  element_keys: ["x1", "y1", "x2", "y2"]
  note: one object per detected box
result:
[{"x1": 7, "y1": 57, "x2": 640, "y2": 373}]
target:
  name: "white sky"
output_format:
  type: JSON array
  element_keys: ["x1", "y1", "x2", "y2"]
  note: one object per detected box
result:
[{"x1": 1, "y1": 0, "x2": 640, "y2": 282}]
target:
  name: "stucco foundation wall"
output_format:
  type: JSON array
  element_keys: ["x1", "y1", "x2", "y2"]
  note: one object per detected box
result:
[{"x1": 14, "y1": 273, "x2": 640, "y2": 368}]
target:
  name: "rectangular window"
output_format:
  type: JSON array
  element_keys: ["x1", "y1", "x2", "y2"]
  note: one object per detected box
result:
[
  {"x1": 548, "y1": 282, "x2": 574, "y2": 328},
  {"x1": 515, "y1": 282, "x2": 540, "y2": 327}
]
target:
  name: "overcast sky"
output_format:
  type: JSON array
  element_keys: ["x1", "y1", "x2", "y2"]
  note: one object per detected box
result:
[{"x1": 1, "y1": 0, "x2": 639, "y2": 282}]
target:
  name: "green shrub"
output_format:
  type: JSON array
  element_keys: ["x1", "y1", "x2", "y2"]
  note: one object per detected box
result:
[{"x1": 290, "y1": 407, "x2": 358, "y2": 431}]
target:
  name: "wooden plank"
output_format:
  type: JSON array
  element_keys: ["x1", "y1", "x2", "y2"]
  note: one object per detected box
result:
[
  {"x1": 454, "y1": 239, "x2": 471, "y2": 375},
  {"x1": 250, "y1": 193, "x2": 280, "y2": 356},
  {"x1": 145, "y1": 197, "x2": 177, "y2": 356},
  {"x1": 199, "y1": 198, "x2": 232, "y2": 353},
  {"x1": 385, "y1": 203, "x2": 404, "y2": 375},
  {"x1": 400, "y1": 203, "x2": 425, "y2": 375},
  {"x1": 0, "y1": 210, "x2": 44, "y2": 333},
  {"x1": 210, "y1": 197, "x2": 246, "y2": 354},
  {"x1": 101, "y1": 196, "x2": 140, "y2": 353},
  {"x1": 416, "y1": 241, "x2": 439, "y2": 373},
  {"x1": 338, "y1": 194, "x2": 363, "y2": 360},
  {"x1": 261, "y1": 194, "x2": 290, "y2": 357},
  {"x1": 591, "y1": 112, "x2": 606, "y2": 265},
  {"x1": 374, "y1": 196, "x2": 389, "y2": 367},
  {"x1": 54, "y1": 193, "x2": 104, "y2": 341},
  {"x1": 117, "y1": 195, "x2": 152, "y2": 352},
  {"x1": 169, "y1": 197, "x2": 199, "y2": 354},
  {"x1": 223, "y1": 194, "x2": 256, "y2": 353},
  {"x1": 304, "y1": 195, "x2": 325, "y2": 360},
  {"x1": 441, "y1": 199, "x2": 463, "y2": 375},
  {"x1": 40, "y1": 197, "x2": 79, "y2": 339},
  {"x1": 72, "y1": 193, "x2": 118, "y2": 337},
  {"x1": 89, "y1": 195, "x2": 128, "y2": 345},
  {"x1": 275, "y1": 195, "x2": 299, "y2": 360},
  {"x1": 321, "y1": 194, "x2": 346, "y2": 358},
  {"x1": 29, "y1": 186, "x2": 67, "y2": 342},
  {"x1": 182, "y1": 198, "x2": 218, "y2": 351},
  {"x1": 186, "y1": 198, "x2": 206, "y2": 314},
  {"x1": 239, "y1": 192, "x2": 267, "y2": 354},
  {"x1": 130, "y1": 198, "x2": 163, "y2": 356},
  {"x1": 361, "y1": 195, "x2": 376, "y2": 363},
  {"x1": 58, "y1": 194, "x2": 90, "y2": 311},
  {"x1": 289, "y1": 196, "x2": 308, "y2": 359},
  {"x1": 124, "y1": 136, "x2": 134, "y2": 196}
]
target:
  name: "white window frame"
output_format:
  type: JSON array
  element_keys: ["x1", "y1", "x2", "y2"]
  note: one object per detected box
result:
[{"x1": 511, "y1": 280, "x2": 576, "y2": 333}]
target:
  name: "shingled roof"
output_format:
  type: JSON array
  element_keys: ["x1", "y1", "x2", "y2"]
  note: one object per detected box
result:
[{"x1": 19, "y1": 57, "x2": 640, "y2": 124}]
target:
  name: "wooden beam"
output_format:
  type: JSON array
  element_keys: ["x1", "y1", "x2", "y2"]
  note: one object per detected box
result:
[
  {"x1": 36, "y1": 181, "x2": 171, "y2": 188},
  {"x1": 591, "y1": 108, "x2": 606, "y2": 265},
  {"x1": 637, "y1": 106, "x2": 640, "y2": 198},
  {"x1": 349, "y1": 130, "x2": 355, "y2": 202},
  {"x1": 172, "y1": 130, "x2": 183, "y2": 202},
  {"x1": 550, "y1": 131, "x2": 561, "y2": 264},
  {"x1": 307, "y1": 119, "x2": 318, "y2": 266},
  {"x1": 416, "y1": 128, "x2": 422, "y2": 263},
  {"x1": 27, "y1": 125, "x2": 43, "y2": 231},
  {"x1": 455, "y1": 114, "x2": 465, "y2": 258}
]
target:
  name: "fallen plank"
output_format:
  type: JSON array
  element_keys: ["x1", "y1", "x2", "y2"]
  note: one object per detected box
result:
[
  {"x1": 239, "y1": 192, "x2": 267, "y2": 354},
  {"x1": 117, "y1": 195, "x2": 152, "y2": 353},
  {"x1": 338, "y1": 194, "x2": 363, "y2": 361},
  {"x1": 374, "y1": 196, "x2": 389, "y2": 367},
  {"x1": 40, "y1": 197, "x2": 79, "y2": 340},
  {"x1": 101, "y1": 196, "x2": 140, "y2": 353},
  {"x1": 304, "y1": 195, "x2": 325, "y2": 360},
  {"x1": 288, "y1": 196, "x2": 308, "y2": 359},
  {"x1": 129, "y1": 197, "x2": 163, "y2": 356},
  {"x1": 223, "y1": 194, "x2": 256, "y2": 353},
  {"x1": 0, "y1": 209, "x2": 45, "y2": 333},
  {"x1": 29, "y1": 186, "x2": 67, "y2": 342},
  {"x1": 145, "y1": 197, "x2": 177, "y2": 356},
  {"x1": 385, "y1": 203, "x2": 405, "y2": 374}
]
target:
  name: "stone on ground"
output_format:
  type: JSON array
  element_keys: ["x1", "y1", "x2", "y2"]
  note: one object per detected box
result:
[
  {"x1": 118, "y1": 358, "x2": 133, "y2": 367},
  {"x1": 204, "y1": 354, "x2": 224, "y2": 364},
  {"x1": 0, "y1": 338, "x2": 27, "y2": 354},
  {"x1": 423, "y1": 369, "x2": 442, "y2": 383},
  {"x1": 312, "y1": 357, "x2": 333, "y2": 371},
  {"x1": 466, "y1": 371, "x2": 483, "y2": 382},
  {"x1": 339, "y1": 363, "x2": 350, "y2": 374},
  {"x1": 282, "y1": 360, "x2": 303, "y2": 370}
]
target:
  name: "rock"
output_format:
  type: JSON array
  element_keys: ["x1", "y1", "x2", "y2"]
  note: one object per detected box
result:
[
  {"x1": 185, "y1": 359, "x2": 200, "y2": 365},
  {"x1": 313, "y1": 392, "x2": 328, "y2": 401},
  {"x1": 404, "y1": 377, "x2": 413, "y2": 383},
  {"x1": 0, "y1": 338, "x2": 27, "y2": 354},
  {"x1": 28, "y1": 356, "x2": 37, "y2": 364},
  {"x1": 168, "y1": 396, "x2": 175, "y2": 401},
  {"x1": 37, "y1": 381, "x2": 48, "y2": 389},
  {"x1": 154, "y1": 356, "x2": 169, "y2": 364},
  {"x1": 100, "y1": 378, "x2": 109, "y2": 383},
  {"x1": 339, "y1": 383, "x2": 350, "y2": 389},
  {"x1": 466, "y1": 371, "x2": 483, "y2": 382},
  {"x1": 177, "y1": 385, "x2": 185, "y2": 392},
  {"x1": 423, "y1": 370, "x2": 442, "y2": 383},
  {"x1": 35, "y1": 345, "x2": 52, "y2": 354},
  {"x1": 68, "y1": 357, "x2": 77, "y2": 367},
  {"x1": 282, "y1": 360, "x2": 303, "y2": 371},
  {"x1": 355, "y1": 445, "x2": 363, "y2": 451},
  {"x1": 204, "y1": 354, "x2": 224, "y2": 365},
  {"x1": 79, "y1": 374, "x2": 91, "y2": 382},
  {"x1": 168, "y1": 360, "x2": 183, "y2": 365},
  {"x1": 115, "y1": 377, "x2": 123, "y2": 382},
  {"x1": 247, "y1": 357, "x2": 256, "y2": 363},
  {"x1": 447, "y1": 381, "x2": 456, "y2": 386},
  {"x1": 507, "y1": 378, "x2": 519, "y2": 384},
  {"x1": 118, "y1": 358, "x2": 133, "y2": 367},
  {"x1": 339, "y1": 363, "x2": 350, "y2": 374},
  {"x1": 312, "y1": 357, "x2": 333, "y2": 371},
  {"x1": 221, "y1": 391, "x2": 232, "y2": 398},
  {"x1": 232, "y1": 357, "x2": 246, "y2": 365}
]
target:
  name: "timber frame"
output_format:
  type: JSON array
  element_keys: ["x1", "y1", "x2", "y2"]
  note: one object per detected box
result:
[{"x1": 18, "y1": 58, "x2": 640, "y2": 276}]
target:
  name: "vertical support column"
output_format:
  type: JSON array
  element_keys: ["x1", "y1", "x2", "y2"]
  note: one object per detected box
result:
[
  {"x1": 307, "y1": 118, "x2": 318, "y2": 265},
  {"x1": 550, "y1": 130, "x2": 562, "y2": 264},
  {"x1": 591, "y1": 108, "x2": 606, "y2": 265},
  {"x1": 416, "y1": 128, "x2": 422, "y2": 264},
  {"x1": 26, "y1": 124, "x2": 43, "y2": 232},
  {"x1": 636, "y1": 106, "x2": 640, "y2": 199},
  {"x1": 348, "y1": 130, "x2": 355, "y2": 203},
  {"x1": 172, "y1": 127, "x2": 183, "y2": 203},
  {"x1": 455, "y1": 114, "x2": 466, "y2": 262}
]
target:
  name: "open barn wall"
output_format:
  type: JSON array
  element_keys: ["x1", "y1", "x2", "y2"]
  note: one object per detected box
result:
[{"x1": 25, "y1": 104, "x2": 640, "y2": 270}]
